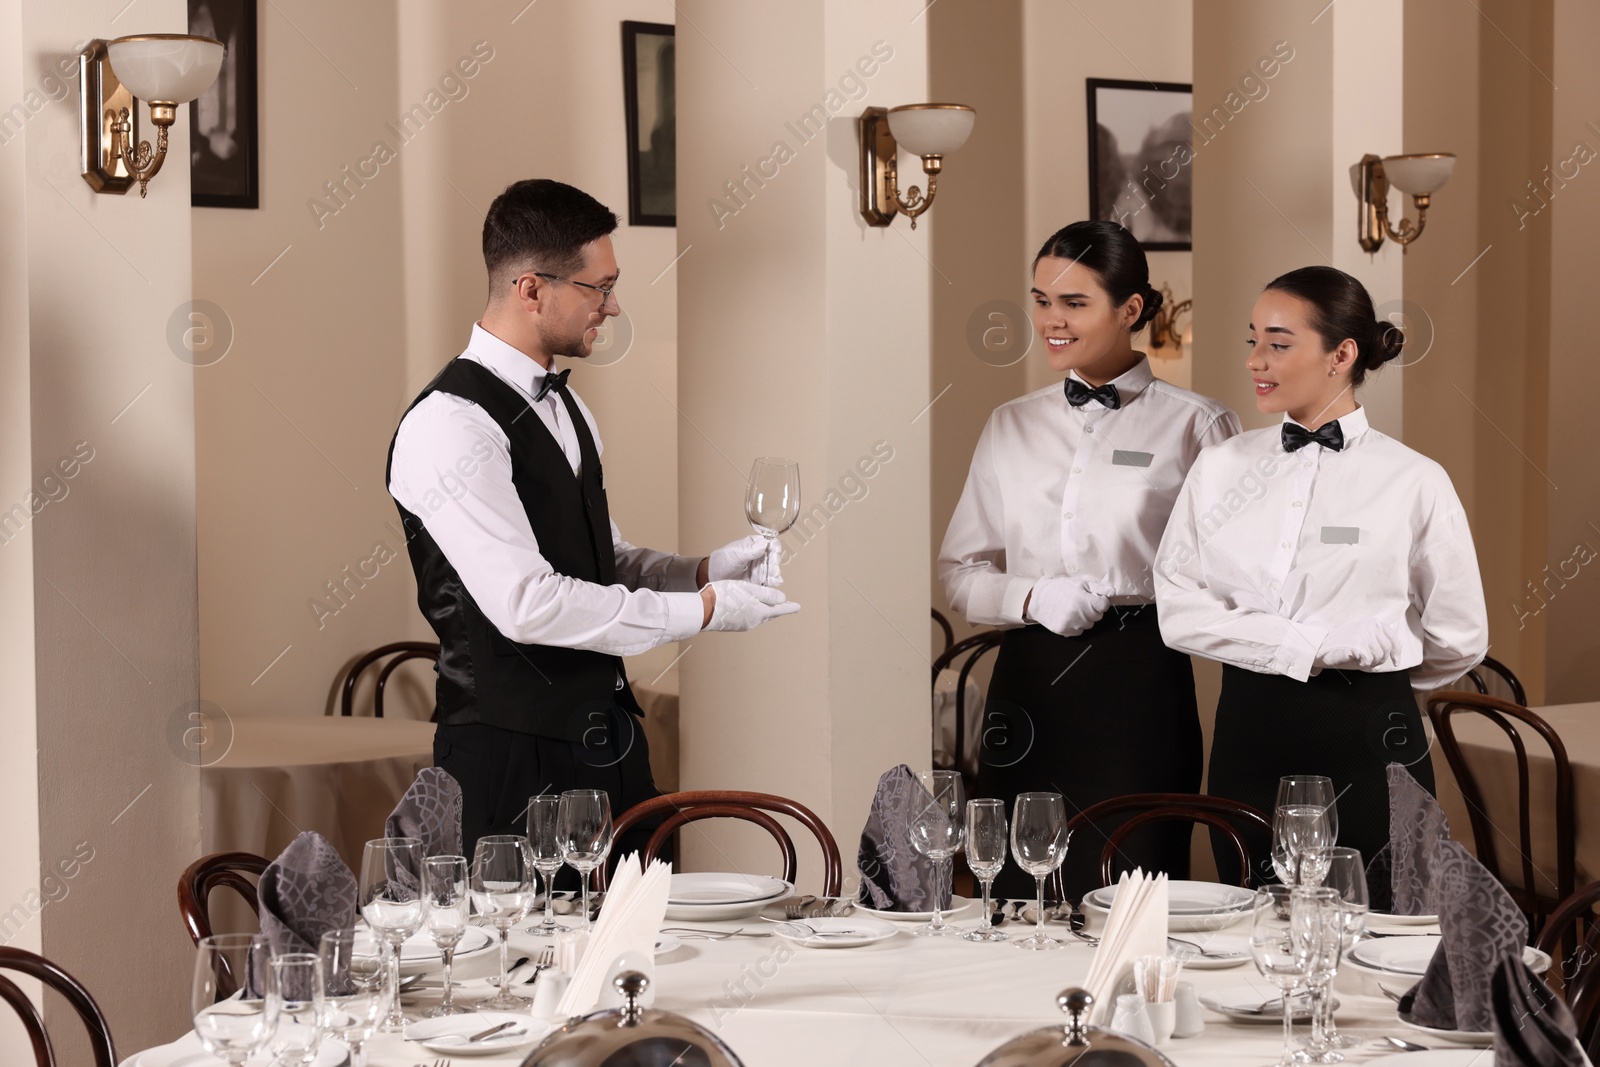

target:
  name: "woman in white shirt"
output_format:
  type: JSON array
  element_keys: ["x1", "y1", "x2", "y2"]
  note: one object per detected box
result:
[
  {"x1": 1155, "y1": 265, "x2": 1488, "y2": 877},
  {"x1": 940, "y1": 221, "x2": 1240, "y2": 903}
]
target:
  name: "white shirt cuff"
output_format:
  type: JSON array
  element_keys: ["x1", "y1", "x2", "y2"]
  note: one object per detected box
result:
[
  {"x1": 1274, "y1": 620, "x2": 1328, "y2": 682},
  {"x1": 999, "y1": 576, "x2": 1035, "y2": 626},
  {"x1": 664, "y1": 590, "x2": 706, "y2": 642}
]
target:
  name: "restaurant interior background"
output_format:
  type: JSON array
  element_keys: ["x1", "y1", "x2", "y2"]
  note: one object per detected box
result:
[{"x1": 2, "y1": 0, "x2": 1597, "y2": 1057}]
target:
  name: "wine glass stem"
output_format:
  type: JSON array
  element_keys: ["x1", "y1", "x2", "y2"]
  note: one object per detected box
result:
[
  {"x1": 1281, "y1": 984, "x2": 1297, "y2": 1064},
  {"x1": 440, "y1": 945, "x2": 456, "y2": 1011},
  {"x1": 349, "y1": 1041, "x2": 366, "y2": 1067},
  {"x1": 1035, "y1": 876, "x2": 1046, "y2": 941},
  {"x1": 543, "y1": 868, "x2": 557, "y2": 927},
  {"x1": 497, "y1": 924, "x2": 510, "y2": 988},
  {"x1": 387, "y1": 938, "x2": 403, "y2": 1027},
  {"x1": 979, "y1": 875, "x2": 994, "y2": 933},
  {"x1": 580, "y1": 873, "x2": 592, "y2": 930}
]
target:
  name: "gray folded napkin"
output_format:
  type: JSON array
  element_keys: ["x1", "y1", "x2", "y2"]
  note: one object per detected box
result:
[
  {"x1": 856, "y1": 765, "x2": 949, "y2": 913},
  {"x1": 258, "y1": 830, "x2": 358, "y2": 957},
  {"x1": 1399, "y1": 839, "x2": 1528, "y2": 1034},
  {"x1": 1387, "y1": 761, "x2": 1450, "y2": 915},
  {"x1": 1491, "y1": 953, "x2": 1586, "y2": 1066},
  {"x1": 385, "y1": 767, "x2": 463, "y2": 859}
]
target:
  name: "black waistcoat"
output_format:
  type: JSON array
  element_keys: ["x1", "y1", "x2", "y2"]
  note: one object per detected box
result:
[{"x1": 385, "y1": 358, "x2": 641, "y2": 740}]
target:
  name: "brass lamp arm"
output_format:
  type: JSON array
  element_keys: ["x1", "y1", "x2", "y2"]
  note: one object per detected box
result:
[{"x1": 113, "y1": 104, "x2": 173, "y2": 198}]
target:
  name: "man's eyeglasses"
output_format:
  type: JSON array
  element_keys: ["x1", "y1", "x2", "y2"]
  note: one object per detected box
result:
[{"x1": 526, "y1": 270, "x2": 621, "y2": 309}]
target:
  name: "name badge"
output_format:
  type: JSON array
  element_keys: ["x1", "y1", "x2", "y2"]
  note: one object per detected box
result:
[
  {"x1": 1112, "y1": 450, "x2": 1154, "y2": 468},
  {"x1": 1321, "y1": 526, "x2": 1360, "y2": 544}
]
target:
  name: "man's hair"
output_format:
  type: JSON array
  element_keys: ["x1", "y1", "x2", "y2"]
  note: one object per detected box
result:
[{"x1": 482, "y1": 179, "x2": 618, "y2": 298}]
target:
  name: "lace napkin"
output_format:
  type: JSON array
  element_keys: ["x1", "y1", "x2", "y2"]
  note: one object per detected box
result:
[
  {"x1": 1490, "y1": 953, "x2": 1587, "y2": 1066},
  {"x1": 856, "y1": 765, "x2": 948, "y2": 912},
  {"x1": 384, "y1": 767, "x2": 463, "y2": 859},
  {"x1": 1386, "y1": 762, "x2": 1451, "y2": 915}
]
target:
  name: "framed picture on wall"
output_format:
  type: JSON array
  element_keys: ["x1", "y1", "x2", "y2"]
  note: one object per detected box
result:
[
  {"x1": 622, "y1": 20, "x2": 675, "y2": 227},
  {"x1": 189, "y1": 0, "x2": 259, "y2": 209},
  {"x1": 1086, "y1": 78, "x2": 1192, "y2": 251}
]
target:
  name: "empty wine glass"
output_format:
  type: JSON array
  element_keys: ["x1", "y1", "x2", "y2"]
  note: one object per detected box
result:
[
  {"x1": 1277, "y1": 775, "x2": 1339, "y2": 843},
  {"x1": 1290, "y1": 885, "x2": 1344, "y2": 1064},
  {"x1": 1011, "y1": 792, "x2": 1070, "y2": 951},
  {"x1": 1250, "y1": 885, "x2": 1316, "y2": 1067},
  {"x1": 908, "y1": 770, "x2": 965, "y2": 937},
  {"x1": 471, "y1": 834, "x2": 537, "y2": 1010},
  {"x1": 963, "y1": 798, "x2": 1008, "y2": 943},
  {"x1": 358, "y1": 837, "x2": 425, "y2": 1032},
  {"x1": 1309, "y1": 847, "x2": 1370, "y2": 1055},
  {"x1": 422, "y1": 854, "x2": 474, "y2": 1017},
  {"x1": 191, "y1": 933, "x2": 279, "y2": 1066},
  {"x1": 266, "y1": 953, "x2": 325, "y2": 1067},
  {"x1": 1273, "y1": 804, "x2": 1334, "y2": 887},
  {"x1": 558, "y1": 789, "x2": 613, "y2": 930},
  {"x1": 745, "y1": 457, "x2": 800, "y2": 585},
  {"x1": 319, "y1": 929, "x2": 390, "y2": 1067},
  {"x1": 527, "y1": 793, "x2": 568, "y2": 934}
]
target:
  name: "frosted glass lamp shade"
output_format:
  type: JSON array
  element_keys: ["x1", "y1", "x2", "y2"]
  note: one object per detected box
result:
[
  {"x1": 886, "y1": 104, "x2": 975, "y2": 156},
  {"x1": 1381, "y1": 153, "x2": 1455, "y2": 196},
  {"x1": 106, "y1": 34, "x2": 224, "y2": 104}
]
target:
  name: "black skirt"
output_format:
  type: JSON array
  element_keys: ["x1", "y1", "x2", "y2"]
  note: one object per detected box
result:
[
  {"x1": 1206, "y1": 664, "x2": 1432, "y2": 885},
  {"x1": 973, "y1": 605, "x2": 1201, "y2": 902}
]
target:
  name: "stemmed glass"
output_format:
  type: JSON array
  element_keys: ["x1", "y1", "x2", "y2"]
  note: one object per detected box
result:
[
  {"x1": 266, "y1": 953, "x2": 326, "y2": 1067},
  {"x1": 1290, "y1": 886, "x2": 1344, "y2": 1063},
  {"x1": 1305, "y1": 847, "x2": 1371, "y2": 1058},
  {"x1": 527, "y1": 793, "x2": 568, "y2": 934},
  {"x1": 908, "y1": 770, "x2": 966, "y2": 937},
  {"x1": 319, "y1": 929, "x2": 390, "y2": 1067},
  {"x1": 558, "y1": 789, "x2": 614, "y2": 930},
  {"x1": 1273, "y1": 805, "x2": 1335, "y2": 887},
  {"x1": 1277, "y1": 776, "x2": 1338, "y2": 846},
  {"x1": 422, "y1": 854, "x2": 474, "y2": 1017},
  {"x1": 357, "y1": 837, "x2": 424, "y2": 1033},
  {"x1": 963, "y1": 798, "x2": 1009, "y2": 943},
  {"x1": 191, "y1": 933, "x2": 279, "y2": 1066},
  {"x1": 1010, "y1": 792, "x2": 1070, "y2": 950},
  {"x1": 471, "y1": 834, "x2": 538, "y2": 1011},
  {"x1": 1249, "y1": 885, "x2": 1317, "y2": 1067},
  {"x1": 745, "y1": 457, "x2": 800, "y2": 585}
]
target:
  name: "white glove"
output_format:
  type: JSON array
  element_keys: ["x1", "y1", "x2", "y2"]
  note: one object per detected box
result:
[
  {"x1": 704, "y1": 580, "x2": 801, "y2": 632},
  {"x1": 1316, "y1": 617, "x2": 1399, "y2": 670},
  {"x1": 707, "y1": 533, "x2": 784, "y2": 586},
  {"x1": 1026, "y1": 577, "x2": 1114, "y2": 637}
]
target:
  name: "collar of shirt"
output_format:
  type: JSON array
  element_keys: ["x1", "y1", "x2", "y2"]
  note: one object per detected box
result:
[
  {"x1": 466, "y1": 322, "x2": 561, "y2": 404},
  {"x1": 1281, "y1": 404, "x2": 1370, "y2": 450},
  {"x1": 1065, "y1": 355, "x2": 1156, "y2": 408}
]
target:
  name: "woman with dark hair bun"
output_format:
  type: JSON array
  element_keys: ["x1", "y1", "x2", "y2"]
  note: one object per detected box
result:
[
  {"x1": 940, "y1": 221, "x2": 1241, "y2": 908},
  {"x1": 1155, "y1": 265, "x2": 1488, "y2": 878}
]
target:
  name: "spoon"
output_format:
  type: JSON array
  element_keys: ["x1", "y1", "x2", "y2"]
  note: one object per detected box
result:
[{"x1": 1381, "y1": 1035, "x2": 1429, "y2": 1052}]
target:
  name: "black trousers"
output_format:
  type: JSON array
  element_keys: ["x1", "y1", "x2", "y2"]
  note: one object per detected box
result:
[
  {"x1": 433, "y1": 704, "x2": 668, "y2": 890},
  {"x1": 1206, "y1": 664, "x2": 1432, "y2": 886},
  {"x1": 973, "y1": 606, "x2": 1202, "y2": 903}
]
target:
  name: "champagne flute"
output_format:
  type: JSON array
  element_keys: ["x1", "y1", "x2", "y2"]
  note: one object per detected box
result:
[
  {"x1": 357, "y1": 837, "x2": 425, "y2": 1032},
  {"x1": 422, "y1": 854, "x2": 474, "y2": 1017},
  {"x1": 558, "y1": 788, "x2": 614, "y2": 929},
  {"x1": 319, "y1": 929, "x2": 390, "y2": 1067},
  {"x1": 1290, "y1": 885, "x2": 1344, "y2": 1064},
  {"x1": 471, "y1": 834, "x2": 538, "y2": 1010},
  {"x1": 1273, "y1": 805, "x2": 1334, "y2": 887},
  {"x1": 191, "y1": 933, "x2": 278, "y2": 1066},
  {"x1": 963, "y1": 798, "x2": 1009, "y2": 943},
  {"x1": 266, "y1": 953, "x2": 325, "y2": 1067},
  {"x1": 1249, "y1": 885, "x2": 1316, "y2": 1067},
  {"x1": 527, "y1": 793, "x2": 567, "y2": 934},
  {"x1": 1010, "y1": 792, "x2": 1070, "y2": 950},
  {"x1": 1309, "y1": 847, "x2": 1370, "y2": 1055},
  {"x1": 745, "y1": 457, "x2": 800, "y2": 585},
  {"x1": 908, "y1": 770, "x2": 965, "y2": 937},
  {"x1": 1277, "y1": 775, "x2": 1339, "y2": 843}
]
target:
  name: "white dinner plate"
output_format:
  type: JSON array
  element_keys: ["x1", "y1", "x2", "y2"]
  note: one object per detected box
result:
[
  {"x1": 1398, "y1": 1013, "x2": 1495, "y2": 1047},
  {"x1": 1082, "y1": 880, "x2": 1255, "y2": 931},
  {"x1": 1165, "y1": 932, "x2": 1252, "y2": 969},
  {"x1": 1349, "y1": 935, "x2": 1551, "y2": 978},
  {"x1": 126, "y1": 1037, "x2": 348, "y2": 1067},
  {"x1": 668, "y1": 872, "x2": 791, "y2": 905},
  {"x1": 1198, "y1": 984, "x2": 1326, "y2": 1023},
  {"x1": 407, "y1": 1011, "x2": 552, "y2": 1056},
  {"x1": 655, "y1": 933, "x2": 683, "y2": 955},
  {"x1": 352, "y1": 923, "x2": 495, "y2": 974},
  {"x1": 769, "y1": 916, "x2": 898, "y2": 949},
  {"x1": 1380, "y1": 1052, "x2": 1494, "y2": 1066},
  {"x1": 855, "y1": 895, "x2": 976, "y2": 923},
  {"x1": 1368, "y1": 909, "x2": 1441, "y2": 925}
]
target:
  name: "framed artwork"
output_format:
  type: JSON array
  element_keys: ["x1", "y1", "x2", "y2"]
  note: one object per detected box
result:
[
  {"x1": 189, "y1": 0, "x2": 259, "y2": 209},
  {"x1": 1086, "y1": 78, "x2": 1192, "y2": 250},
  {"x1": 622, "y1": 20, "x2": 675, "y2": 227}
]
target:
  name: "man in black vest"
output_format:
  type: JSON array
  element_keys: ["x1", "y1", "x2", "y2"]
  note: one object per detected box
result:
[{"x1": 387, "y1": 179, "x2": 799, "y2": 868}]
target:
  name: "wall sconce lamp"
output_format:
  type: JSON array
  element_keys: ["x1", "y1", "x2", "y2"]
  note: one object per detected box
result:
[
  {"x1": 1147, "y1": 284, "x2": 1193, "y2": 357},
  {"x1": 80, "y1": 34, "x2": 225, "y2": 197},
  {"x1": 859, "y1": 103, "x2": 976, "y2": 229},
  {"x1": 1349, "y1": 152, "x2": 1456, "y2": 253}
]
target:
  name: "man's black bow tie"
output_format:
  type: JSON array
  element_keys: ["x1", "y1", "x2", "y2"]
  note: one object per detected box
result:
[
  {"x1": 1281, "y1": 420, "x2": 1345, "y2": 453},
  {"x1": 1064, "y1": 378, "x2": 1121, "y2": 410},
  {"x1": 534, "y1": 368, "x2": 571, "y2": 402}
]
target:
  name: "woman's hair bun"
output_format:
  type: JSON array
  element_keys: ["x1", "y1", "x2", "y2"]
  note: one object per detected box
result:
[
  {"x1": 1138, "y1": 285, "x2": 1164, "y2": 327},
  {"x1": 1372, "y1": 316, "x2": 1405, "y2": 365}
]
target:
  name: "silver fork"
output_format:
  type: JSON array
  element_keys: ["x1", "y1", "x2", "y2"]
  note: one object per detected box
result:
[{"x1": 521, "y1": 945, "x2": 556, "y2": 984}]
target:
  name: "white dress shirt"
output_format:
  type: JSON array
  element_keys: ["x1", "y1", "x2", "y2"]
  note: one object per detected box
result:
[
  {"x1": 1153, "y1": 405, "x2": 1488, "y2": 690},
  {"x1": 939, "y1": 357, "x2": 1241, "y2": 626},
  {"x1": 388, "y1": 324, "x2": 705, "y2": 656}
]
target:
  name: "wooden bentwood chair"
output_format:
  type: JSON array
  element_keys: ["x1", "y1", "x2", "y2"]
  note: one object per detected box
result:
[
  {"x1": 1061, "y1": 792, "x2": 1273, "y2": 891},
  {"x1": 338, "y1": 641, "x2": 440, "y2": 718},
  {"x1": 599, "y1": 790, "x2": 843, "y2": 896},
  {"x1": 1535, "y1": 879, "x2": 1600, "y2": 1053},
  {"x1": 930, "y1": 629, "x2": 1005, "y2": 787},
  {"x1": 0, "y1": 947, "x2": 117, "y2": 1067},
  {"x1": 178, "y1": 851, "x2": 270, "y2": 946}
]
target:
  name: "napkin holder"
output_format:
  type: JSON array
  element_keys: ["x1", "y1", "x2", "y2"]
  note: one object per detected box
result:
[
  {"x1": 522, "y1": 971, "x2": 745, "y2": 1067},
  {"x1": 972, "y1": 988, "x2": 1177, "y2": 1067}
]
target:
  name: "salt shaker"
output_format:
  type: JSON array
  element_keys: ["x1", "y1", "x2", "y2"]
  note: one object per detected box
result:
[
  {"x1": 1110, "y1": 992, "x2": 1155, "y2": 1044},
  {"x1": 1173, "y1": 980, "x2": 1204, "y2": 1038}
]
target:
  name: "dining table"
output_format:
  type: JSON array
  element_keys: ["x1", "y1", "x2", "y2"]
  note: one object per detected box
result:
[{"x1": 122, "y1": 893, "x2": 1501, "y2": 1067}]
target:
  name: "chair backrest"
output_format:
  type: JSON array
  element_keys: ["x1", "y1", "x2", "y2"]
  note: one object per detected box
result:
[
  {"x1": 1427, "y1": 690, "x2": 1575, "y2": 925},
  {"x1": 0, "y1": 948, "x2": 117, "y2": 1067},
  {"x1": 930, "y1": 629, "x2": 1004, "y2": 784},
  {"x1": 931, "y1": 608, "x2": 954, "y2": 657},
  {"x1": 179, "y1": 851, "x2": 270, "y2": 946},
  {"x1": 1464, "y1": 655, "x2": 1529, "y2": 708},
  {"x1": 604, "y1": 790, "x2": 842, "y2": 895},
  {"x1": 1534, "y1": 879, "x2": 1600, "y2": 1050},
  {"x1": 1062, "y1": 793, "x2": 1272, "y2": 889},
  {"x1": 338, "y1": 641, "x2": 440, "y2": 718}
]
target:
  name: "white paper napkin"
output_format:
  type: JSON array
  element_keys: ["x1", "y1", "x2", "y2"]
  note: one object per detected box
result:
[
  {"x1": 555, "y1": 854, "x2": 671, "y2": 1017},
  {"x1": 1083, "y1": 868, "x2": 1169, "y2": 1024}
]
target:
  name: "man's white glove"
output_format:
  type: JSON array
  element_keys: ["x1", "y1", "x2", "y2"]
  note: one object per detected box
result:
[
  {"x1": 707, "y1": 533, "x2": 783, "y2": 586},
  {"x1": 704, "y1": 580, "x2": 801, "y2": 632},
  {"x1": 1026, "y1": 577, "x2": 1115, "y2": 637},
  {"x1": 1316, "y1": 617, "x2": 1399, "y2": 670}
]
